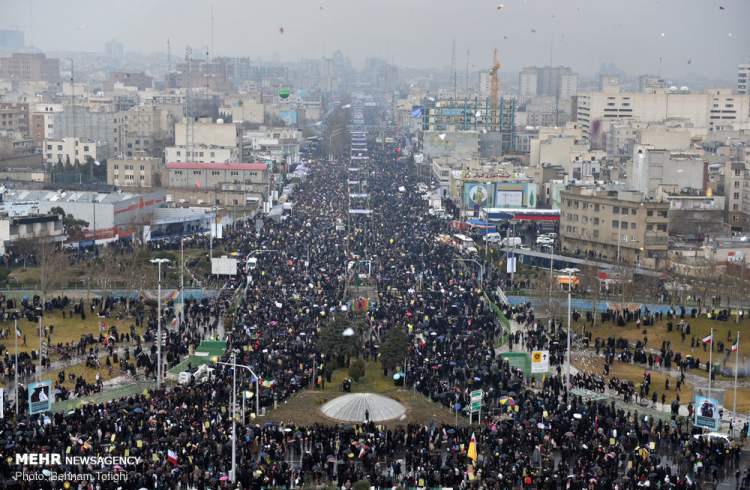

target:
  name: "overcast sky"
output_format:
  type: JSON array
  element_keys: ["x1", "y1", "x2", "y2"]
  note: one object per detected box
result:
[{"x1": 2, "y1": 0, "x2": 748, "y2": 79}]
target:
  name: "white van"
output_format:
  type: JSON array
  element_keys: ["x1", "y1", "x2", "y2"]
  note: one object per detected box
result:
[
  {"x1": 483, "y1": 232, "x2": 502, "y2": 243},
  {"x1": 501, "y1": 236, "x2": 522, "y2": 247}
]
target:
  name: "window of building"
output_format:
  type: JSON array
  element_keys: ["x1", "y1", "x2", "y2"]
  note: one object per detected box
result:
[
  {"x1": 734, "y1": 204, "x2": 739, "y2": 210},
  {"x1": 57, "y1": 145, "x2": 62, "y2": 150},
  {"x1": 630, "y1": 208, "x2": 637, "y2": 215},
  {"x1": 114, "y1": 164, "x2": 119, "y2": 170},
  {"x1": 630, "y1": 222, "x2": 636, "y2": 229},
  {"x1": 658, "y1": 211, "x2": 667, "y2": 218},
  {"x1": 647, "y1": 224, "x2": 654, "y2": 230},
  {"x1": 620, "y1": 221, "x2": 627, "y2": 229},
  {"x1": 735, "y1": 192, "x2": 740, "y2": 199},
  {"x1": 46, "y1": 144, "x2": 51, "y2": 150},
  {"x1": 176, "y1": 151, "x2": 181, "y2": 156},
  {"x1": 211, "y1": 171, "x2": 220, "y2": 176},
  {"x1": 612, "y1": 220, "x2": 619, "y2": 228},
  {"x1": 594, "y1": 204, "x2": 600, "y2": 212},
  {"x1": 736, "y1": 181, "x2": 740, "y2": 188},
  {"x1": 83, "y1": 146, "x2": 89, "y2": 152},
  {"x1": 613, "y1": 207, "x2": 619, "y2": 214},
  {"x1": 230, "y1": 171, "x2": 239, "y2": 176},
  {"x1": 657, "y1": 224, "x2": 667, "y2": 231},
  {"x1": 593, "y1": 229, "x2": 599, "y2": 238},
  {"x1": 193, "y1": 170, "x2": 201, "y2": 175},
  {"x1": 593, "y1": 217, "x2": 599, "y2": 225}
]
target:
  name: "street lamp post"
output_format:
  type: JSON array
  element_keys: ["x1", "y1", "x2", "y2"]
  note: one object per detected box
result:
[
  {"x1": 150, "y1": 258, "x2": 170, "y2": 389},
  {"x1": 217, "y1": 356, "x2": 262, "y2": 483},
  {"x1": 561, "y1": 267, "x2": 578, "y2": 394},
  {"x1": 542, "y1": 244, "x2": 554, "y2": 317},
  {"x1": 454, "y1": 258, "x2": 485, "y2": 287},
  {"x1": 180, "y1": 237, "x2": 185, "y2": 327}
]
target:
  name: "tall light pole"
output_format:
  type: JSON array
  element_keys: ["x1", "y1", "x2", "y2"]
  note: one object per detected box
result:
[
  {"x1": 150, "y1": 258, "x2": 170, "y2": 389},
  {"x1": 217, "y1": 356, "x2": 262, "y2": 483},
  {"x1": 454, "y1": 258, "x2": 485, "y2": 287},
  {"x1": 542, "y1": 244, "x2": 554, "y2": 317},
  {"x1": 180, "y1": 237, "x2": 185, "y2": 327},
  {"x1": 561, "y1": 267, "x2": 578, "y2": 394}
]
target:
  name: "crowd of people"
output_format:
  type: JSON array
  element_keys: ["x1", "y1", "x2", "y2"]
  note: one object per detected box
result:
[{"x1": 1, "y1": 130, "x2": 748, "y2": 488}]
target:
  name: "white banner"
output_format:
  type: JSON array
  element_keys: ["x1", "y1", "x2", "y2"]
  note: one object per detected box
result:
[
  {"x1": 211, "y1": 256, "x2": 238, "y2": 275},
  {"x1": 531, "y1": 351, "x2": 550, "y2": 374}
]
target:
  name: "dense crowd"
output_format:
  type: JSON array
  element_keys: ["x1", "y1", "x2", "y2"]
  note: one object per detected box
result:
[{"x1": 0, "y1": 134, "x2": 747, "y2": 489}]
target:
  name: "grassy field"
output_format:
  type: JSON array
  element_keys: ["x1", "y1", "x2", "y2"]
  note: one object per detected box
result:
[
  {"x1": 0, "y1": 309, "x2": 144, "y2": 356},
  {"x1": 574, "y1": 355, "x2": 750, "y2": 412},
  {"x1": 586, "y1": 316, "x2": 748, "y2": 370},
  {"x1": 267, "y1": 361, "x2": 463, "y2": 426}
]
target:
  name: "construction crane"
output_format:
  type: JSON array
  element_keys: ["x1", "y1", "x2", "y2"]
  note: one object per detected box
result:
[{"x1": 489, "y1": 48, "x2": 501, "y2": 131}]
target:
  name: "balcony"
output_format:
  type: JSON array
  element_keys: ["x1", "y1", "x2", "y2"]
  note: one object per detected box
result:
[{"x1": 644, "y1": 233, "x2": 668, "y2": 247}]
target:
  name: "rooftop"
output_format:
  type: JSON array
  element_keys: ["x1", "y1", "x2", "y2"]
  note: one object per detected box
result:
[{"x1": 166, "y1": 162, "x2": 268, "y2": 172}]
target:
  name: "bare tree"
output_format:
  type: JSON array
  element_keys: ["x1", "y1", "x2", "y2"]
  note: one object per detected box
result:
[{"x1": 579, "y1": 265, "x2": 602, "y2": 327}]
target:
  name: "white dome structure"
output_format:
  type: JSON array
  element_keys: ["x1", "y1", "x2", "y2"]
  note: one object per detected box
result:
[{"x1": 320, "y1": 393, "x2": 406, "y2": 422}]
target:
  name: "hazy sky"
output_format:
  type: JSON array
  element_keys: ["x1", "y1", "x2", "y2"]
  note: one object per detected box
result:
[{"x1": 2, "y1": 0, "x2": 748, "y2": 79}]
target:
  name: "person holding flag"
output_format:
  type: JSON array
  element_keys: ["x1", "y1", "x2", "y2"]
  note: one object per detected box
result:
[{"x1": 467, "y1": 433, "x2": 478, "y2": 464}]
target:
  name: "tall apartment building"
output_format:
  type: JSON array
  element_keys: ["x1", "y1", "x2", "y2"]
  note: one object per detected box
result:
[
  {"x1": 0, "y1": 102, "x2": 30, "y2": 137},
  {"x1": 724, "y1": 158, "x2": 750, "y2": 232},
  {"x1": 559, "y1": 185, "x2": 670, "y2": 269},
  {"x1": 518, "y1": 68, "x2": 538, "y2": 100},
  {"x1": 739, "y1": 64, "x2": 750, "y2": 95},
  {"x1": 575, "y1": 89, "x2": 750, "y2": 142},
  {"x1": 110, "y1": 71, "x2": 153, "y2": 90},
  {"x1": 630, "y1": 146, "x2": 706, "y2": 195},
  {"x1": 0, "y1": 53, "x2": 60, "y2": 83},
  {"x1": 113, "y1": 106, "x2": 175, "y2": 158},
  {"x1": 30, "y1": 103, "x2": 63, "y2": 145},
  {"x1": 518, "y1": 66, "x2": 578, "y2": 99}
]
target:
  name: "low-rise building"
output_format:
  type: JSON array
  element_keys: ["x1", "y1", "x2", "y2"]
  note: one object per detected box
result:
[
  {"x1": 107, "y1": 156, "x2": 162, "y2": 188},
  {"x1": 559, "y1": 185, "x2": 670, "y2": 269},
  {"x1": 0, "y1": 211, "x2": 64, "y2": 254},
  {"x1": 43, "y1": 137, "x2": 107, "y2": 165},
  {"x1": 1, "y1": 188, "x2": 166, "y2": 241},
  {"x1": 164, "y1": 161, "x2": 269, "y2": 198}
]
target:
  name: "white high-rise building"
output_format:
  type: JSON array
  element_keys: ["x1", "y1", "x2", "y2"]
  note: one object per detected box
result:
[
  {"x1": 519, "y1": 68, "x2": 538, "y2": 99},
  {"x1": 559, "y1": 73, "x2": 579, "y2": 100},
  {"x1": 575, "y1": 89, "x2": 750, "y2": 141},
  {"x1": 478, "y1": 71, "x2": 491, "y2": 99},
  {"x1": 738, "y1": 63, "x2": 750, "y2": 95}
]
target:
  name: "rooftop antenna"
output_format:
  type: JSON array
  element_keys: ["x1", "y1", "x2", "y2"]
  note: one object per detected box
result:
[
  {"x1": 451, "y1": 38, "x2": 457, "y2": 99},
  {"x1": 210, "y1": 4, "x2": 214, "y2": 61},
  {"x1": 465, "y1": 49, "x2": 470, "y2": 96},
  {"x1": 167, "y1": 38, "x2": 171, "y2": 74},
  {"x1": 185, "y1": 46, "x2": 193, "y2": 162},
  {"x1": 28, "y1": 0, "x2": 33, "y2": 47}
]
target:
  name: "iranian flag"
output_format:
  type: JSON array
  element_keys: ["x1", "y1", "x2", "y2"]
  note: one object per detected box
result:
[
  {"x1": 167, "y1": 450, "x2": 179, "y2": 465},
  {"x1": 732, "y1": 341, "x2": 739, "y2": 352},
  {"x1": 702, "y1": 334, "x2": 713, "y2": 344}
]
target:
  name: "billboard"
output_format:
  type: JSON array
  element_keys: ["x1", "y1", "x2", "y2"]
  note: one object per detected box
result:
[
  {"x1": 463, "y1": 183, "x2": 494, "y2": 209},
  {"x1": 28, "y1": 381, "x2": 52, "y2": 415},
  {"x1": 531, "y1": 350, "x2": 550, "y2": 374},
  {"x1": 496, "y1": 190, "x2": 523, "y2": 207},
  {"x1": 694, "y1": 394, "x2": 720, "y2": 430},
  {"x1": 494, "y1": 182, "x2": 538, "y2": 209},
  {"x1": 211, "y1": 256, "x2": 238, "y2": 276}
]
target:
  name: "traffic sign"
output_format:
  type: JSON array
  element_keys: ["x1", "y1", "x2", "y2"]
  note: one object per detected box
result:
[
  {"x1": 470, "y1": 401, "x2": 482, "y2": 412},
  {"x1": 531, "y1": 350, "x2": 550, "y2": 374},
  {"x1": 470, "y1": 389, "x2": 483, "y2": 401},
  {"x1": 469, "y1": 389, "x2": 483, "y2": 413}
]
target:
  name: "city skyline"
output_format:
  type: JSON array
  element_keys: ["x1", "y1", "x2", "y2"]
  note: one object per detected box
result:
[{"x1": 1, "y1": 0, "x2": 748, "y2": 80}]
